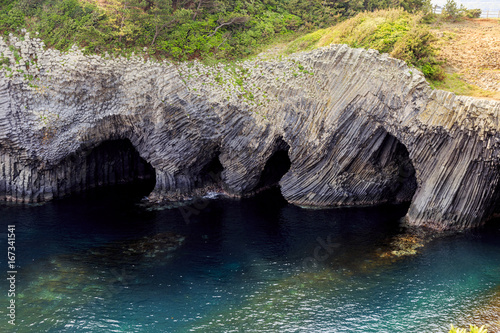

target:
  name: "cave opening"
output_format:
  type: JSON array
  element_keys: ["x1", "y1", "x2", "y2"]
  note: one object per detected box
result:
[
  {"x1": 371, "y1": 130, "x2": 418, "y2": 205},
  {"x1": 197, "y1": 153, "x2": 224, "y2": 188},
  {"x1": 82, "y1": 139, "x2": 156, "y2": 198},
  {"x1": 255, "y1": 138, "x2": 291, "y2": 192},
  {"x1": 483, "y1": 172, "x2": 500, "y2": 229}
]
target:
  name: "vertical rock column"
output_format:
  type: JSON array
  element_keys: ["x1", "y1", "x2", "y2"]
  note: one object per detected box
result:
[{"x1": 406, "y1": 132, "x2": 499, "y2": 229}]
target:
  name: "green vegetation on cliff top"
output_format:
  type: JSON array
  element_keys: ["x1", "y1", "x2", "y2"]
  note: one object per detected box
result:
[
  {"x1": 0, "y1": 0, "x2": 429, "y2": 62},
  {"x1": 0, "y1": 0, "x2": 496, "y2": 99}
]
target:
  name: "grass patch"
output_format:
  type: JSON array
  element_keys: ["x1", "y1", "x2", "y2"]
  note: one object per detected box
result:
[
  {"x1": 285, "y1": 9, "x2": 416, "y2": 53},
  {"x1": 285, "y1": 28, "x2": 328, "y2": 54},
  {"x1": 430, "y1": 73, "x2": 499, "y2": 99}
]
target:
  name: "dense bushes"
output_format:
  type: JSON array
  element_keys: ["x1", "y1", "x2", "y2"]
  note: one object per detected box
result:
[
  {"x1": 463, "y1": 9, "x2": 482, "y2": 18},
  {"x1": 0, "y1": 0, "x2": 431, "y2": 61},
  {"x1": 391, "y1": 24, "x2": 444, "y2": 80},
  {"x1": 0, "y1": 1, "x2": 447, "y2": 81}
]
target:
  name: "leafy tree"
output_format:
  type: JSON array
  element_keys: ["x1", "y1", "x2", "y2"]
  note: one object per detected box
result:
[
  {"x1": 443, "y1": 0, "x2": 460, "y2": 21},
  {"x1": 148, "y1": 0, "x2": 174, "y2": 46}
]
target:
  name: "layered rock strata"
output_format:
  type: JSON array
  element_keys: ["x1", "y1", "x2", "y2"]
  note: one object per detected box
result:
[{"x1": 1, "y1": 32, "x2": 499, "y2": 230}]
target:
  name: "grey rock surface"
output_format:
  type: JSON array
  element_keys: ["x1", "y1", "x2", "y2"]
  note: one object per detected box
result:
[{"x1": 1, "y1": 33, "x2": 500, "y2": 230}]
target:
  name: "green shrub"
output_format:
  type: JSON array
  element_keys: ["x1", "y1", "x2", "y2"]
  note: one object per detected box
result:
[
  {"x1": 0, "y1": 8, "x2": 25, "y2": 32},
  {"x1": 0, "y1": 56, "x2": 9, "y2": 66},
  {"x1": 390, "y1": 25, "x2": 444, "y2": 80},
  {"x1": 359, "y1": 16, "x2": 411, "y2": 53},
  {"x1": 463, "y1": 9, "x2": 481, "y2": 18}
]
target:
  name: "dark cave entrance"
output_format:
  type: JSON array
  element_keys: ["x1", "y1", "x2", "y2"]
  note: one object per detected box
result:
[
  {"x1": 83, "y1": 139, "x2": 156, "y2": 198},
  {"x1": 197, "y1": 153, "x2": 224, "y2": 188},
  {"x1": 371, "y1": 130, "x2": 418, "y2": 205},
  {"x1": 254, "y1": 138, "x2": 291, "y2": 192},
  {"x1": 483, "y1": 170, "x2": 500, "y2": 229}
]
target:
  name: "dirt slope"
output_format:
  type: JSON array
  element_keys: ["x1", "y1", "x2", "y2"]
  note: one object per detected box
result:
[{"x1": 434, "y1": 19, "x2": 500, "y2": 97}]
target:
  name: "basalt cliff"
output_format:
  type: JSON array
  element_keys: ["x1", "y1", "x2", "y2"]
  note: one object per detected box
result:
[{"x1": 1, "y1": 33, "x2": 499, "y2": 230}]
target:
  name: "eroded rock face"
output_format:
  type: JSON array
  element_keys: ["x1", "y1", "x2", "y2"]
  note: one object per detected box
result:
[{"x1": 1, "y1": 32, "x2": 499, "y2": 230}]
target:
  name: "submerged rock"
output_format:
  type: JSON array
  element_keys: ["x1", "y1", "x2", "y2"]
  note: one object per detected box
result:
[
  {"x1": 378, "y1": 233, "x2": 426, "y2": 258},
  {"x1": 90, "y1": 232, "x2": 185, "y2": 262},
  {"x1": 14, "y1": 231, "x2": 184, "y2": 330},
  {"x1": 19, "y1": 232, "x2": 185, "y2": 299},
  {"x1": 1, "y1": 33, "x2": 500, "y2": 230}
]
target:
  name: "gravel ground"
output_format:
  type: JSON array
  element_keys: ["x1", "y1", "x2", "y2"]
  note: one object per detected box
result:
[{"x1": 434, "y1": 18, "x2": 500, "y2": 94}]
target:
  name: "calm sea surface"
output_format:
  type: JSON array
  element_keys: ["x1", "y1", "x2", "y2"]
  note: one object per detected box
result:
[{"x1": 1, "y1": 185, "x2": 500, "y2": 332}]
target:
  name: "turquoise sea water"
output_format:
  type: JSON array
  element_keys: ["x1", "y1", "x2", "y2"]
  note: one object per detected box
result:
[{"x1": 1, "y1": 185, "x2": 499, "y2": 332}]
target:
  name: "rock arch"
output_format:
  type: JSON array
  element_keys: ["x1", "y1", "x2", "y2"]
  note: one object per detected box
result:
[{"x1": 280, "y1": 122, "x2": 417, "y2": 208}]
